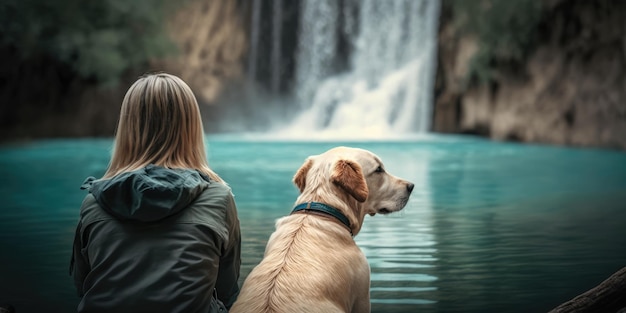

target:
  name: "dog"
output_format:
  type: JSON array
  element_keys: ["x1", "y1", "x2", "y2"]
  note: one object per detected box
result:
[{"x1": 230, "y1": 146, "x2": 414, "y2": 313}]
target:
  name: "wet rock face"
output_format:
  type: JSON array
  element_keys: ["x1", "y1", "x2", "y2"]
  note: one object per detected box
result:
[
  {"x1": 155, "y1": 0, "x2": 248, "y2": 104},
  {"x1": 434, "y1": 0, "x2": 626, "y2": 150}
]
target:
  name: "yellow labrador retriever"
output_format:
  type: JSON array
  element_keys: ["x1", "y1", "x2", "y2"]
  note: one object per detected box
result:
[{"x1": 230, "y1": 146, "x2": 414, "y2": 313}]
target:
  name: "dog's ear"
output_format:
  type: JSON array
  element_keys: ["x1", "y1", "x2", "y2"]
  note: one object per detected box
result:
[
  {"x1": 293, "y1": 157, "x2": 314, "y2": 193},
  {"x1": 331, "y1": 159, "x2": 369, "y2": 202}
]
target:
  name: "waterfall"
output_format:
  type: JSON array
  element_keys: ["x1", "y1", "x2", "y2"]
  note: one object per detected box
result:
[
  {"x1": 276, "y1": 0, "x2": 441, "y2": 139},
  {"x1": 271, "y1": 0, "x2": 283, "y2": 94},
  {"x1": 247, "y1": 0, "x2": 262, "y2": 84}
]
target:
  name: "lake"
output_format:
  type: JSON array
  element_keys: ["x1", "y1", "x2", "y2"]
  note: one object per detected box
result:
[{"x1": 1, "y1": 134, "x2": 625, "y2": 313}]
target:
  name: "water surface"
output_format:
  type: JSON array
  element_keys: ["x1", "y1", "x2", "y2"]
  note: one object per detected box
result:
[{"x1": 1, "y1": 135, "x2": 625, "y2": 312}]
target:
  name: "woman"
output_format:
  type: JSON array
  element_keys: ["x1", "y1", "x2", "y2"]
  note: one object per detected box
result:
[{"x1": 70, "y1": 73, "x2": 241, "y2": 312}]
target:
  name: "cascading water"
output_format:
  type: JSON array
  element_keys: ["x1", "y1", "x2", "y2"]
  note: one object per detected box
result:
[{"x1": 276, "y1": 0, "x2": 441, "y2": 139}]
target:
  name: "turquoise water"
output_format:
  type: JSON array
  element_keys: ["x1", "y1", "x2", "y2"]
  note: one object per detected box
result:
[{"x1": 1, "y1": 134, "x2": 625, "y2": 313}]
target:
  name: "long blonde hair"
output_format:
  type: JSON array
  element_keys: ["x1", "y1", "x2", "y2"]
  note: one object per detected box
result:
[{"x1": 103, "y1": 72, "x2": 223, "y2": 183}]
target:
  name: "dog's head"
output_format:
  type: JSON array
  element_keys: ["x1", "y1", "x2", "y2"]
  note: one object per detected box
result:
[{"x1": 293, "y1": 147, "x2": 414, "y2": 233}]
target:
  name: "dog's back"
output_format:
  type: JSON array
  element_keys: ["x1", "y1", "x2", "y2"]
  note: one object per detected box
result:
[
  {"x1": 231, "y1": 147, "x2": 413, "y2": 313},
  {"x1": 230, "y1": 214, "x2": 371, "y2": 313}
]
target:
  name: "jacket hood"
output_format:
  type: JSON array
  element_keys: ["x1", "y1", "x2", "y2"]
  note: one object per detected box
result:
[{"x1": 81, "y1": 164, "x2": 210, "y2": 222}]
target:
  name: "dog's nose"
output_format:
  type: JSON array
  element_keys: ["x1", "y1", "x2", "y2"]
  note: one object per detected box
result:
[{"x1": 406, "y1": 183, "x2": 414, "y2": 193}]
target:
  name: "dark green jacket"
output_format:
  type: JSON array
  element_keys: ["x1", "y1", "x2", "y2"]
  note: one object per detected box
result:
[{"x1": 70, "y1": 165, "x2": 241, "y2": 313}]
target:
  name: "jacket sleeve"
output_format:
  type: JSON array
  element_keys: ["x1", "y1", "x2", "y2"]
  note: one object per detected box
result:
[
  {"x1": 214, "y1": 192, "x2": 241, "y2": 309},
  {"x1": 69, "y1": 221, "x2": 89, "y2": 297}
]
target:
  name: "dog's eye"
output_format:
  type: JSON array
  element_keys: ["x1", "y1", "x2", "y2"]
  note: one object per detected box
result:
[{"x1": 375, "y1": 166, "x2": 384, "y2": 173}]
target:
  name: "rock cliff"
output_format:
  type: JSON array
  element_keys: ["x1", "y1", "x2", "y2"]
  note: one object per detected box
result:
[
  {"x1": 433, "y1": 0, "x2": 626, "y2": 150},
  {"x1": 153, "y1": 0, "x2": 247, "y2": 103}
]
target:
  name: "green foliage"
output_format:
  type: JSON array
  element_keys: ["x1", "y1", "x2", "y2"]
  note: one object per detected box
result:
[
  {"x1": 449, "y1": 0, "x2": 543, "y2": 83},
  {"x1": 0, "y1": 0, "x2": 181, "y2": 84}
]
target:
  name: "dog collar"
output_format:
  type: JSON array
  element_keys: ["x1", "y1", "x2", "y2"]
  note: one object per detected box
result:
[{"x1": 291, "y1": 202, "x2": 352, "y2": 236}]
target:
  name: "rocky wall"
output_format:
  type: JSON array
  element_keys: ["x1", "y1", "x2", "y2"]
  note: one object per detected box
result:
[{"x1": 433, "y1": 0, "x2": 626, "y2": 150}]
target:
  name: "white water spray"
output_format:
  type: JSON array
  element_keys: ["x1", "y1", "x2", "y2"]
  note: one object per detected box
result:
[{"x1": 274, "y1": 0, "x2": 441, "y2": 139}]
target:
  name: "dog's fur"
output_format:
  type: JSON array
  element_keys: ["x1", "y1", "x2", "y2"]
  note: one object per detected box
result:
[{"x1": 230, "y1": 147, "x2": 414, "y2": 313}]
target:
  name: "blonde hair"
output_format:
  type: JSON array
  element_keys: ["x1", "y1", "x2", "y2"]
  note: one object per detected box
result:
[{"x1": 103, "y1": 72, "x2": 223, "y2": 183}]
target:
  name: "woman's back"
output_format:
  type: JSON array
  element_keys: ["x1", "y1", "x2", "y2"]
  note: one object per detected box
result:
[{"x1": 72, "y1": 165, "x2": 240, "y2": 312}]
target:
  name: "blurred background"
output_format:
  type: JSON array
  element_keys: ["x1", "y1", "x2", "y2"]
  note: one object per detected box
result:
[{"x1": 1, "y1": 0, "x2": 624, "y2": 148}]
